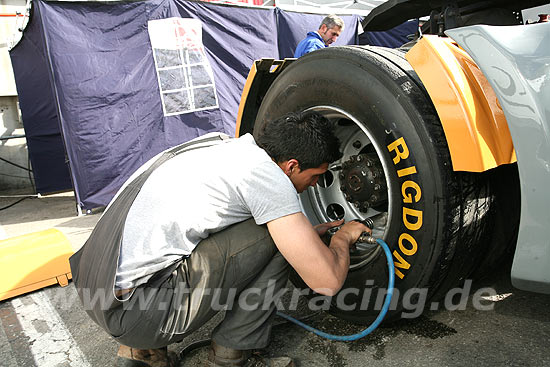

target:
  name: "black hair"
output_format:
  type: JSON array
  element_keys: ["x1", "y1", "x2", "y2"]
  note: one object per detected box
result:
[{"x1": 256, "y1": 111, "x2": 343, "y2": 170}]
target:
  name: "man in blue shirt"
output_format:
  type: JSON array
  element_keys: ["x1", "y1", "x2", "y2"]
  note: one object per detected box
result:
[{"x1": 294, "y1": 14, "x2": 345, "y2": 58}]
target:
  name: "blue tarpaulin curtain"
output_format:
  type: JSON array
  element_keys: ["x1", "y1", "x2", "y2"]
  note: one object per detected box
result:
[
  {"x1": 359, "y1": 19, "x2": 419, "y2": 48},
  {"x1": 10, "y1": 0, "x2": 363, "y2": 210},
  {"x1": 9, "y1": 4, "x2": 73, "y2": 194}
]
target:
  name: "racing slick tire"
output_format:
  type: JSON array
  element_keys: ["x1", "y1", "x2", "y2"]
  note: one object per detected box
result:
[{"x1": 252, "y1": 45, "x2": 514, "y2": 323}]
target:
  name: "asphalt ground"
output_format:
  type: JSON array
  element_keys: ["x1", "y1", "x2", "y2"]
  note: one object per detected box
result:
[{"x1": 1, "y1": 193, "x2": 550, "y2": 367}]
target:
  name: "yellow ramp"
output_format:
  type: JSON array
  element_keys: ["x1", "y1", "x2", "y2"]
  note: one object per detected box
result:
[{"x1": 0, "y1": 229, "x2": 73, "y2": 301}]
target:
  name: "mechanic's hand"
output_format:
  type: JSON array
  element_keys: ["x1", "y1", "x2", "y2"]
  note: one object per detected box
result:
[
  {"x1": 332, "y1": 220, "x2": 372, "y2": 248},
  {"x1": 314, "y1": 219, "x2": 344, "y2": 236}
]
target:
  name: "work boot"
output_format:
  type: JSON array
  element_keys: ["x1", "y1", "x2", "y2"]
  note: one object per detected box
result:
[
  {"x1": 117, "y1": 344, "x2": 179, "y2": 367},
  {"x1": 207, "y1": 340, "x2": 294, "y2": 367}
]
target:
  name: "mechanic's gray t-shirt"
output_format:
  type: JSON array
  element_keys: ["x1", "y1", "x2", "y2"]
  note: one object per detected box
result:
[{"x1": 115, "y1": 134, "x2": 301, "y2": 289}]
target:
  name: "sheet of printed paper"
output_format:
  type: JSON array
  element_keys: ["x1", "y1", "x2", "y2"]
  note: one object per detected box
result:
[{"x1": 148, "y1": 18, "x2": 219, "y2": 116}]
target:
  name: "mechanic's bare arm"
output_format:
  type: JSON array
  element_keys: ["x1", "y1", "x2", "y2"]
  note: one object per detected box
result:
[{"x1": 267, "y1": 212, "x2": 369, "y2": 296}]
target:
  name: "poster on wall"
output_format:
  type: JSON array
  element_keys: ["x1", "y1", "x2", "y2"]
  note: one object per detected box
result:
[{"x1": 148, "y1": 18, "x2": 219, "y2": 116}]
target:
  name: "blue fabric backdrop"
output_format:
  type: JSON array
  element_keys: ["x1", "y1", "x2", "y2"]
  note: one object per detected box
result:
[
  {"x1": 359, "y1": 19, "x2": 419, "y2": 48},
  {"x1": 11, "y1": 0, "x2": 361, "y2": 209},
  {"x1": 9, "y1": 5, "x2": 72, "y2": 194}
]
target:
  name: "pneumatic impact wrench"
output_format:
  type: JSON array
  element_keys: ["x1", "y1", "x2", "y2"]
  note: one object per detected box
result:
[{"x1": 326, "y1": 217, "x2": 377, "y2": 245}]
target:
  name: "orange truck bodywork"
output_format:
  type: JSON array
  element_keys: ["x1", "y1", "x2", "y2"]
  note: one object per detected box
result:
[{"x1": 405, "y1": 35, "x2": 516, "y2": 172}]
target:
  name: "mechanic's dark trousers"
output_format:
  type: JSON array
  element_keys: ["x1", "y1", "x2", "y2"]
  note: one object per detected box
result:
[{"x1": 111, "y1": 218, "x2": 290, "y2": 350}]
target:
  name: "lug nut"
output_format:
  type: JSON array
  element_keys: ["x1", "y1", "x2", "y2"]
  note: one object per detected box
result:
[
  {"x1": 370, "y1": 195, "x2": 378, "y2": 203},
  {"x1": 374, "y1": 184, "x2": 381, "y2": 191},
  {"x1": 353, "y1": 140, "x2": 362, "y2": 149}
]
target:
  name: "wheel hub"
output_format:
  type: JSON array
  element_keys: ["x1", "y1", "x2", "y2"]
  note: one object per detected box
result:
[{"x1": 339, "y1": 153, "x2": 387, "y2": 212}]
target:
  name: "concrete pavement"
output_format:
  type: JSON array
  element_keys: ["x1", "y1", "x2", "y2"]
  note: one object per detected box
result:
[{"x1": 1, "y1": 192, "x2": 549, "y2": 366}]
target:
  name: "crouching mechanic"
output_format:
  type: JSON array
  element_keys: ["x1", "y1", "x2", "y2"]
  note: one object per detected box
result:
[{"x1": 69, "y1": 111, "x2": 370, "y2": 367}]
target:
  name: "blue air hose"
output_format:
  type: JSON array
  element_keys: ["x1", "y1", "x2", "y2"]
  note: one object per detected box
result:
[{"x1": 276, "y1": 238, "x2": 394, "y2": 341}]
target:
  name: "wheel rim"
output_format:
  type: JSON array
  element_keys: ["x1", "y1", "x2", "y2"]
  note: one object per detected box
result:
[{"x1": 300, "y1": 106, "x2": 394, "y2": 270}]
